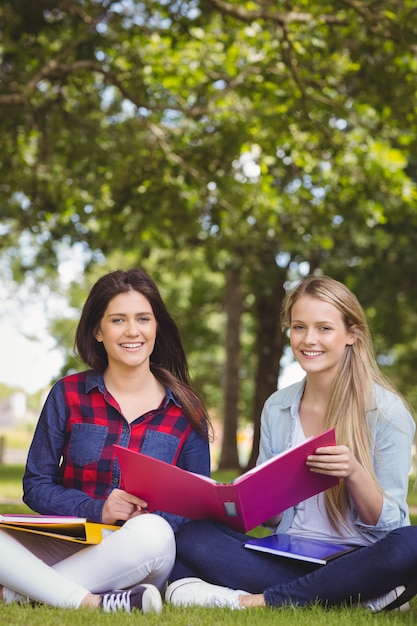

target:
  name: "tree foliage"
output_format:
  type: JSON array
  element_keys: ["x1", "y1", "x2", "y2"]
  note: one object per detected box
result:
[{"x1": 1, "y1": 0, "x2": 417, "y2": 467}]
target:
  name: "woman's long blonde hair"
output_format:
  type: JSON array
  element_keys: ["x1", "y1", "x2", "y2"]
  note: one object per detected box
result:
[{"x1": 281, "y1": 274, "x2": 405, "y2": 531}]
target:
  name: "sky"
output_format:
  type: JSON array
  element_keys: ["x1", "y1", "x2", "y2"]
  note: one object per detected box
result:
[
  {"x1": 0, "y1": 276, "x2": 66, "y2": 394},
  {"x1": 0, "y1": 255, "x2": 77, "y2": 395},
  {"x1": 0, "y1": 322, "x2": 64, "y2": 394},
  {"x1": 278, "y1": 350, "x2": 304, "y2": 388}
]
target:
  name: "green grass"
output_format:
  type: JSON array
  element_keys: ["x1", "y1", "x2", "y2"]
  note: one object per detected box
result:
[
  {"x1": 0, "y1": 464, "x2": 416, "y2": 624},
  {"x1": 0, "y1": 464, "x2": 26, "y2": 505},
  {"x1": 1, "y1": 598, "x2": 417, "y2": 626}
]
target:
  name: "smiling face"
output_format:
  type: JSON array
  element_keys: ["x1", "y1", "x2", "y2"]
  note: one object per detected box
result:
[
  {"x1": 289, "y1": 295, "x2": 357, "y2": 380},
  {"x1": 95, "y1": 290, "x2": 157, "y2": 372}
]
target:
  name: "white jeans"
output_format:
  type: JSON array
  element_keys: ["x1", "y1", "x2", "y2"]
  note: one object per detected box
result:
[{"x1": 0, "y1": 513, "x2": 175, "y2": 608}]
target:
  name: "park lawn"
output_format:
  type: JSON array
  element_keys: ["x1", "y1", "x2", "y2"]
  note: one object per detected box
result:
[
  {"x1": 2, "y1": 599, "x2": 417, "y2": 626},
  {"x1": 0, "y1": 464, "x2": 416, "y2": 624}
]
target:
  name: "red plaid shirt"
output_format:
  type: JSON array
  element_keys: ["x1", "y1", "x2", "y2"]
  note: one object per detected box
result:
[
  {"x1": 60, "y1": 371, "x2": 193, "y2": 498},
  {"x1": 23, "y1": 371, "x2": 210, "y2": 526}
]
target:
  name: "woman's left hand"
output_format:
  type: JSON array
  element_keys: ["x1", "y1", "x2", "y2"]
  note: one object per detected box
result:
[
  {"x1": 306, "y1": 444, "x2": 383, "y2": 525},
  {"x1": 306, "y1": 445, "x2": 359, "y2": 479}
]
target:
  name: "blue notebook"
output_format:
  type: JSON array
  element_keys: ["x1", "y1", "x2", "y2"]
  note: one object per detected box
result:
[{"x1": 244, "y1": 534, "x2": 357, "y2": 565}]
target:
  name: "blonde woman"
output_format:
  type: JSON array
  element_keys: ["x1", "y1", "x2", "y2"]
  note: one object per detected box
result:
[{"x1": 166, "y1": 275, "x2": 417, "y2": 612}]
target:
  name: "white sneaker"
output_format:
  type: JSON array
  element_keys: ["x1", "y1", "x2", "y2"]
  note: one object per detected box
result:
[
  {"x1": 165, "y1": 577, "x2": 249, "y2": 609},
  {"x1": 2, "y1": 587, "x2": 29, "y2": 604},
  {"x1": 363, "y1": 586, "x2": 409, "y2": 613}
]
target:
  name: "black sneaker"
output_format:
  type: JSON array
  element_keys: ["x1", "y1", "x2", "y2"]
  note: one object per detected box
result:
[{"x1": 100, "y1": 583, "x2": 162, "y2": 613}]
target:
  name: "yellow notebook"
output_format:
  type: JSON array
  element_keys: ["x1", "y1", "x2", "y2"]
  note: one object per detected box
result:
[{"x1": 0, "y1": 514, "x2": 119, "y2": 544}]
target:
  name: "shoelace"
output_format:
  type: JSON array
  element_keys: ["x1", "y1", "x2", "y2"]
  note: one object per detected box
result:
[{"x1": 102, "y1": 589, "x2": 131, "y2": 611}]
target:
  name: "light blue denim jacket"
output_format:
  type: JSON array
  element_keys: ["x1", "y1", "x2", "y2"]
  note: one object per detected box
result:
[{"x1": 257, "y1": 379, "x2": 416, "y2": 543}]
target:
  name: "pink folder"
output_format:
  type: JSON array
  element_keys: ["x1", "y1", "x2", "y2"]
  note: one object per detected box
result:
[{"x1": 114, "y1": 428, "x2": 338, "y2": 532}]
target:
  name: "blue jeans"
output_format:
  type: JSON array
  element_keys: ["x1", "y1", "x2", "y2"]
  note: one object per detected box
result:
[{"x1": 172, "y1": 521, "x2": 417, "y2": 607}]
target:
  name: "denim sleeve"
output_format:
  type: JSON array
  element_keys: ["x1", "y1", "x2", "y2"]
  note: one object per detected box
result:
[
  {"x1": 22, "y1": 383, "x2": 104, "y2": 521},
  {"x1": 257, "y1": 393, "x2": 293, "y2": 466},
  {"x1": 175, "y1": 428, "x2": 211, "y2": 476},
  {"x1": 353, "y1": 393, "x2": 416, "y2": 538},
  {"x1": 156, "y1": 428, "x2": 211, "y2": 532}
]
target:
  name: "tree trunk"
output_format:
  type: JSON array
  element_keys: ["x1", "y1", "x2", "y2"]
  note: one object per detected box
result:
[
  {"x1": 218, "y1": 265, "x2": 243, "y2": 469},
  {"x1": 246, "y1": 265, "x2": 287, "y2": 469}
]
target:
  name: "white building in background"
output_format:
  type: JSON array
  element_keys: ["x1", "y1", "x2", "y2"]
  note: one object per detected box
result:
[
  {"x1": 0, "y1": 392, "x2": 37, "y2": 427},
  {"x1": 10, "y1": 391, "x2": 26, "y2": 419}
]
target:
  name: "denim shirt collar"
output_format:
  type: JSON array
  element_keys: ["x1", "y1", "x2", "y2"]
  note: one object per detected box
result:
[
  {"x1": 270, "y1": 378, "x2": 306, "y2": 416},
  {"x1": 273, "y1": 376, "x2": 381, "y2": 415}
]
